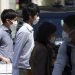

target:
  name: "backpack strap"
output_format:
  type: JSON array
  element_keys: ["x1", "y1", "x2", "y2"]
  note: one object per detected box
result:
[
  {"x1": 62, "y1": 45, "x2": 72, "y2": 75},
  {"x1": 67, "y1": 45, "x2": 72, "y2": 71}
]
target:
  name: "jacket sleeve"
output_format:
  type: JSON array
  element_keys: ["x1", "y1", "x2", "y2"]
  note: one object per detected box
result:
[
  {"x1": 30, "y1": 45, "x2": 48, "y2": 75},
  {"x1": 52, "y1": 42, "x2": 68, "y2": 75},
  {"x1": 13, "y1": 32, "x2": 29, "y2": 67}
]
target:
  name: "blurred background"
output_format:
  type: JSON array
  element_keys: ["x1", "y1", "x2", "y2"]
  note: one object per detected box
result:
[{"x1": 0, "y1": 0, "x2": 75, "y2": 13}]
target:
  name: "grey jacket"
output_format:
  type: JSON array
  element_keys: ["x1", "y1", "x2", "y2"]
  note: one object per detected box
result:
[{"x1": 52, "y1": 41, "x2": 75, "y2": 75}]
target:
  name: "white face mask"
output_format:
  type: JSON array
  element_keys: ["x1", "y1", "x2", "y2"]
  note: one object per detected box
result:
[
  {"x1": 50, "y1": 37, "x2": 55, "y2": 43},
  {"x1": 33, "y1": 16, "x2": 40, "y2": 25},
  {"x1": 62, "y1": 31, "x2": 71, "y2": 42},
  {"x1": 10, "y1": 21, "x2": 18, "y2": 29},
  {"x1": 10, "y1": 21, "x2": 18, "y2": 38},
  {"x1": 12, "y1": 21, "x2": 18, "y2": 27}
]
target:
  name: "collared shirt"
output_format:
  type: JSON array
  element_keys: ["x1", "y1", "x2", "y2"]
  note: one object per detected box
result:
[
  {"x1": 0, "y1": 25, "x2": 13, "y2": 63},
  {"x1": 52, "y1": 41, "x2": 75, "y2": 75},
  {"x1": 13, "y1": 22, "x2": 34, "y2": 70}
]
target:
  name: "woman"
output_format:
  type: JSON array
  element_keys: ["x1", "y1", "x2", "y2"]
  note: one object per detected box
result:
[{"x1": 30, "y1": 22, "x2": 57, "y2": 75}]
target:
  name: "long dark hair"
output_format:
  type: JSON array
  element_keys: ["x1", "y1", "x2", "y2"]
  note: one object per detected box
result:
[
  {"x1": 35, "y1": 22, "x2": 57, "y2": 75},
  {"x1": 35, "y1": 21, "x2": 57, "y2": 45}
]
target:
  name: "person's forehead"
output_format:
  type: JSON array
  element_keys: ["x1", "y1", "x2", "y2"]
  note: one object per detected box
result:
[{"x1": 12, "y1": 17, "x2": 17, "y2": 21}]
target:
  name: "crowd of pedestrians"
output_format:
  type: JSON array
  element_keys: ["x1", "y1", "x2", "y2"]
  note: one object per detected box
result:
[{"x1": 0, "y1": 2, "x2": 75, "y2": 75}]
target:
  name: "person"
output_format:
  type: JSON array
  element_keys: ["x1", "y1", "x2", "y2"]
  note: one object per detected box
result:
[
  {"x1": 30, "y1": 21, "x2": 57, "y2": 75},
  {"x1": 52, "y1": 15, "x2": 75, "y2": 75},
  {"x1": 0, "y1": 9, "x2": 17, "y2": 64},
  {"x1": 13, "y1": 3, "x2": 40, "y2": 75}
]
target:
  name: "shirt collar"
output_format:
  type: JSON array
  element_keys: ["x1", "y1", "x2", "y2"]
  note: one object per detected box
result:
[
  {"x1": 0, "y1": 25, "x2": 9, "y2": 31},
  {"x1": 23, "y1": 22, "x2": 33, "y2": 32}
]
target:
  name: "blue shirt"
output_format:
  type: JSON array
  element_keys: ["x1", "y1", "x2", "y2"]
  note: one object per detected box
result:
[
  {"x1": 13, "y1": 23, "x2": 34, "y2": 70},
  {"x1": 0, "y1": 25, "x2": 13, "y2": 63},
  {"x1": 52, "y1": 41, "x2": 75, "y2": 75}
]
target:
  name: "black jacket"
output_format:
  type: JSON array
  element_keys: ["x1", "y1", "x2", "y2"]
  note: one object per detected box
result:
[{"x1": 30, "y1": 42, "x2": 55, "y2": 75}]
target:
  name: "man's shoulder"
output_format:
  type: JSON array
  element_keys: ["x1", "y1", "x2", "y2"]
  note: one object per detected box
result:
[
  {"x1": 16, "y1": 26, "x2": 29, "y2": 37},
  {"x1": 61, "y1": 41, "x2": 67, "y2": 46},
  {"x1": 0, "y1": 27, "x2": 4, "y2": 34},
  {"x1": 58, "y1": 41, "x2": 67, "y2": 49},
  {"x1": 34, "y1": 42, "x2": 47, "y2": 51}
]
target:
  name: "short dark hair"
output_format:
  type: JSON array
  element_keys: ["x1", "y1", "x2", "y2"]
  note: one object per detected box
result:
[
  {"x1": 64, "y1": 15, "x2": 75, "y2": 28},
  {"x1": 35, "y1": 22, "x2": 57, "y2": 45},
  {"x1": 1, "y1": 9, "x2": 17, "y2": 23},
  {"x1": 22, "y1": 3, "x2": 40, "y2": 22}
]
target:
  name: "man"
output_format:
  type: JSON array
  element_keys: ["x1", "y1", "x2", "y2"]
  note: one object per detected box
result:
[
  {"x1": 0, "y1": 9, "x2": 17, "y2": 63},
  {"x1": 13, "y1": 3, "x2": 40, "y2": 75},
  {"x1": 52, "y1": 15, "x2": 75, "y2": 75}
]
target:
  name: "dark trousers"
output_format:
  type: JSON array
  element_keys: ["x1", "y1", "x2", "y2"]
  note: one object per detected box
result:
[{"x1": 19, "y1": 68, "x2": 32, "y2": 75}]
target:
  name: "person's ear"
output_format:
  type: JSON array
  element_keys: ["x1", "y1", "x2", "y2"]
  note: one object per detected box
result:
[
  {"x1": 6, "y1": 19, "x2": 12, "y2": 25},
  {"x1": 6, "y1": 19, "x2": 9, "y2": 23},
  {"x1": 29, "y1": 16, "x2": 32, "y2": 20}
]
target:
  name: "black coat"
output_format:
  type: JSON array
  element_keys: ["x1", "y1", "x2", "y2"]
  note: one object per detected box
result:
[{"x1": 30, "y1": 42, "x2": 54, "y2": 75}]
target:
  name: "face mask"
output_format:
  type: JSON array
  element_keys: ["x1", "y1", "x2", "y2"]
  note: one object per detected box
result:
[
  {"x1": 62, "y1": 31, "x2": 71, "y2": 42},
  {"x1": 33, "y1": 16, "x2": 40, "y2": 25},
  {"x1": 12, "y1": 21, "x2": 18, "y2": 27},
  {"x1": 10, "y1": 21, "x2": 18, "y2": 38},
  {"x1": 10, "y1": 21, "x2": 18, "y2": 29},
  {"x1": 50, "y1": 37, "x2": 55, "y2": 43}
]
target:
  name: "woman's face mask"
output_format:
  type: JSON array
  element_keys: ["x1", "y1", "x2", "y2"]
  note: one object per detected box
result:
[
  {"x1": 10, "y1": 20, "x2": 18, "y2": 29},
  {"x1": 50, "y1": 36, "x2": 55, "y2": 43}
]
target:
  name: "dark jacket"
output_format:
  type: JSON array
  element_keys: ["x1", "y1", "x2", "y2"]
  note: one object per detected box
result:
[{"x1": 30, "y1": 42, "x2": 55, "y2": 75}]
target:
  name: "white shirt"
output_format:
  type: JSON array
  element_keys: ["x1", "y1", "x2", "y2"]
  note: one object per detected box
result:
[{"x1": 13, "y1": 22, "x2": 34, "y2": 74}]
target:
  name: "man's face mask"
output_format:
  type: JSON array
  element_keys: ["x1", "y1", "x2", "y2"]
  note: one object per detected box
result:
[
  {"x1": 10, "y1": 20, "x2": 18, "y2": 38},
  {"x1": 10, "y1": 20, "x2": 18, "y2": 29},
  {"x1": 11, "y1": 20, "x2": 18, "y2": 26},
  {"x1": 33, "y1": 16, "x2": 40, "y2": 25},
  {"x1": 62, "y1": 30, "x2": 75, "y2": 42},
  {"x1": 62, "y1": 31, "x2": 71, "y2": 42}
]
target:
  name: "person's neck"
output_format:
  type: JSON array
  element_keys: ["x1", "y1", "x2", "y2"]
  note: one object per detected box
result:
[
  {"x1": 3, "y1": 23, "x2": 10, "y2": 29},
  {"x1": 25, "y1": 21, "x2": 32, "y2": 26}
]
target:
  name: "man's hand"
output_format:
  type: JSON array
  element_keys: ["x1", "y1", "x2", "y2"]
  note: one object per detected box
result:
[{"x1": 0, "y1": 55, "x2": 11, "y2": 64}]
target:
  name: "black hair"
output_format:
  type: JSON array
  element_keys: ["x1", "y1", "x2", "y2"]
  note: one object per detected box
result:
[
  {"x1": 64, "y1": 15, "x2": 75, "y2": 28},
  {"x1": 35, "y1": 22, "x2": 57, "y2": 45},
  {"x1": 22, "y1": 3, "x2": 40, "y2": 22},
  {"x1": 1, "y1": 9, "x2": 17, "y2": 23}
]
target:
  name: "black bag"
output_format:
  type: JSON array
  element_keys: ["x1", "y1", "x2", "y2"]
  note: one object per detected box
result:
[{"x1": 62, "y1": 46, "x2": 72, "y2": 75}]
